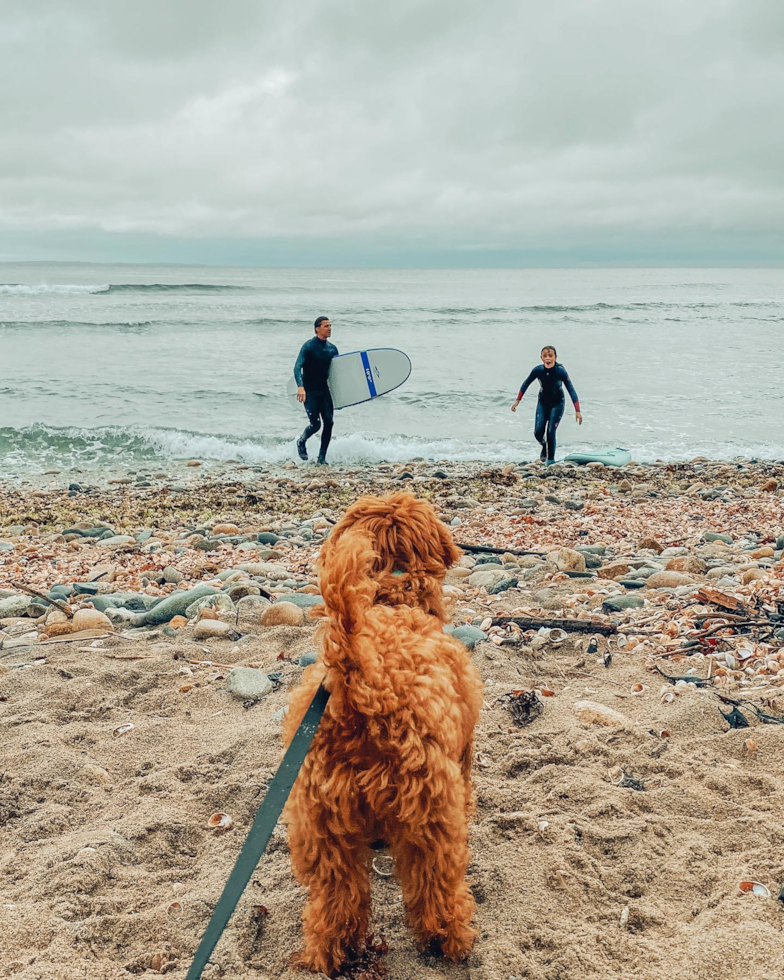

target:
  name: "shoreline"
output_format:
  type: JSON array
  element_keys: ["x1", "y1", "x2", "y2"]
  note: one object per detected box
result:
[{"x1": 1, "y1": 458, "x2": 783, "y2": 979}]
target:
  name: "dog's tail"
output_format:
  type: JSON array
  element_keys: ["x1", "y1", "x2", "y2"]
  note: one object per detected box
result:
[{"x1": 317, "y1": 527, "x2": 378, "y2": 643}]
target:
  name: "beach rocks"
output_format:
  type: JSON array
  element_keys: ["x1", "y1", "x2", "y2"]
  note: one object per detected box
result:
[
  {"x1": 468, "y1": 567, "x2": 507, "y2": 589},
  {"x1": 72, "y1": 608, "x2": 113, "y2": 631},
  {"x1": 226, "y1": 667, "x2": 273, "y2": 699},
  {"x1": 281, "y1": 593, "x2": 323, "y2": 609},
  {"x1": 598, "y1": 561, "x2": 630, "y2": 580},
  {"x1": 451, "y1": 625, "x2": 487, "y2": 649},
  {"x1": 213, "y1": 523, "x2": 240, "y2": 536},
  {"x1": 546, "y1": 548, "x2": 586, "y2": 572},
  {"x1": 236, "y1": 595, "x2": 272, "y2": 626},
  {"x1": 637, "y1": 536, "x2": 664, "y2": 553},
  {"x1": 602, "y1": 595, "x2": 645, "y2": 613},
  {"x1": 163, "y1": 566, "x2": 184, "y2": 584},
  {"x1": 646, "y1": 571, "x2": 695, "y2": 589},
  {"x1": 665, "y1": 556, "x2": 707, "y2": 574},
  {"x1": 144, "y1": 584, "x2": 219, "y2": 625},
  {"x1": 193, "y1": 619, "x2": 233, "y2": 640},
  {"x1": 298, "y1": 652, "x2": 318, "y2": 667},
  {"x1": 703, "y1": 532, "x2": 733, "y2": 544},
  {"x1": 0, "y1": 595, "x2": 34, "y2": 618},
  {"x1": 261, "y1": 602, "x2": 305, "y2": 627},
  {"x1": 185, "y1": 593, "x2": 235, "y2": 619},
  {"x1": 96, "y1": 535, "x2": 135, "y2": 548},
  {"x1": 489, "y1": 577, "x2": 518, "y2": 594},
  {"x1": 741, "y1": 568, "x2": 766, "y2": 584}
]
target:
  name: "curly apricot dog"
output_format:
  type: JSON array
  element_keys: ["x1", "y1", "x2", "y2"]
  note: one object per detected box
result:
[{"x1": 282, "y1": 492, "x2": 483, "y2": 975}]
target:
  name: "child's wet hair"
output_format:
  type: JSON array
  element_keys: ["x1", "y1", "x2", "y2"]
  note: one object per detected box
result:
[{"x1": 541, "y1": 345, "x2": 557, "y2": 357}]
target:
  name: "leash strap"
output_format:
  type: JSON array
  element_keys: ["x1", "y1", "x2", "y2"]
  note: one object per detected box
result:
[{"x1": 186, "y1": 682, "x2": 331, "y2": 980}]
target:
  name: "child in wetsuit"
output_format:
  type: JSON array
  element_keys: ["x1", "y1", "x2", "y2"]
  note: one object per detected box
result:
[{"x1": 511, "y1": 346, "x2": 583, "y2": 464}]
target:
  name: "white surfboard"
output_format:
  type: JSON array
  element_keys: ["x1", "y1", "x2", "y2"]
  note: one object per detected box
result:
[{"x1": 287, "y1": 348, "x2": 411, "y2": 410}]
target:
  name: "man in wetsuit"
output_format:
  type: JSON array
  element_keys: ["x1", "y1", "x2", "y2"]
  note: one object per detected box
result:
[
  {"x1": 294, "y1": 316, "x2": 339, "y2": 464},
  {"x1": 511, "y1": 345, "x2": 582, "y2": 464}
]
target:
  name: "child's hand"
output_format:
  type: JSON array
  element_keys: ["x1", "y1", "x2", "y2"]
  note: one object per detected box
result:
[
  {"x1": 576, "y1": 411, "x2": 583, "y2": 425},
  {"x1": 511, "y1": 400, "x2": 520, "y2": 413}
]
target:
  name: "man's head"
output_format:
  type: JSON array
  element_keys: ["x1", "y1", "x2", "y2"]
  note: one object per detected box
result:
[
  {"x1": 540, "y1": 346, "x2": 557, "y2": 368},
  {"x1": 314, "y1": 316, "x2": 332, "y2": 340}
]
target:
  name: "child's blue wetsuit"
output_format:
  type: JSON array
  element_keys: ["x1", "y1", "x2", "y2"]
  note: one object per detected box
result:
[{"x1": 518, "y1": 363, "x2": 580, "y2": 462}]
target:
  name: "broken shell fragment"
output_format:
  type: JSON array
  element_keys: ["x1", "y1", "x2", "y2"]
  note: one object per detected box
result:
[
  {"x1": 372, "y1": 855, "x2": 394, "y2": 877},
  {"x1": 661, "y1": 691, "x2": 675, "y2": 704},
  {"x1": 739, "y1": 881, "x2": 771, "y2": 898},
  {"x1": 167, "y1": 901, "x2": 184, "y2": 914},
  {"x1": 608, "y1": 766, "x2": 625, "y2": 785},
  {"x1": 630, "y1": 683, "x2": 647, "y2": 696},
  {"x1": 112, "y1": 723, "x2": 134, "y2": 737},
  {"x1": 207, "y1": 812, "x2": 233, "y2": 831}
]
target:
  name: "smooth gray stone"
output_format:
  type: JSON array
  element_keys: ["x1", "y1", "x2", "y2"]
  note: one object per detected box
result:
[
  {"x1": 145, "y1": 584, "x2": 219, "y2": 624},
  {"x1": 49, "y1": 585, "x2": 74, "y2": 598},
  {"x1": 602, "y1": 595, "x2": 646, "y2": 612},
  {"x1": 97, "y1": 535, "x2": 135, "y2": 547},
  {"x1": 489, "y1": 577, "x2": 518, "y2": 594},
  {"x1": 451, "y1": 625, "x2": 487, "y2": 649},
  {"x1": 564, "y1": 500, "x2": 585, "y2": 510},
  {"x1": 72, "y1": 583, "x2": 100, "y2": 595},
  {"x1": 0, "y1": 541, "x2": 14, "y2": 552},
  {"x1": 92, "y1": 593, "x2": 150, "y2": 613},
  {"x1": 618, "y1": 579, "x2": 647, "y2": 590},
  {"x1": 257, "y1": 531, "x2": 280, "y2": 545},
  {"x1": 298, "y1": 651, "x2": 318, "y2": 667},
  {"x1": 703, "y1": 532, "x2": 733, "y2": 544},
  {"x1": 225, "y1": 667, "x2": 273, "y2": 700},
  {"x1": 185, "y1": 593, "x2": 235, "y2": 619},
  {"x1": 584, "y1": 555, "x2": 603, "y2": 569},
  {"x1": 282, "y1": 593, "x2": 324, "y2": 608},
  {"x1": 163, "y1": 566, "x2": 184, "y2": 584},
  {"x1": 776, "y1": 534, "x2": 784, "y2": 551},
  {"x1": 0, "y1": 595, "x2": 34, "y2": 618},
  {"x1": 576, "y1": 545, "x2": 606, "y2": 555},
  {"x1": 136, "y1": 529, "x2": 153, "y2": 542}
]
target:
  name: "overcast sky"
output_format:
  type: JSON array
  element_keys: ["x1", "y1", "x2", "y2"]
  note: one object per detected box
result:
[{"x1": 2, "y1": 0, "x2": 783, "y2": 265}]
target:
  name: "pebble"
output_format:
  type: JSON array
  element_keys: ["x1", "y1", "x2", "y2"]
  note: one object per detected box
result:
[
  {"x1": 298, "y1": 651, "x2": 318, "y2": 667},
  {"x1": 646, "y1": 571, "x2": 696, "y2": 588},
  {"x1": 602, "y1": 594, "x2": 645, "y2": 612},
  {"x1": 546, "y1": 547, "x2": 586, "y2": 572},
  {"x1": 260, "y1": 602, "x2": 305, "y2": 627},
  {"x1": 72, "y1": 608, "x2": 113, "y2": 631},
  {"x1": 451, "y1": 625, "x2": 487, "y2": 649},
  {"x1": 468, "y1": 568, "x2": 507, "y2": 589},
  {"x1": 0, "y1": 595, "x2": 33, "y2": 618},
  {"x1": 193, "y1": 619, "x2": 233, "y2": 640},
  {"x1": 225, "y1": 666, "x2": 273, "y2": 699}
]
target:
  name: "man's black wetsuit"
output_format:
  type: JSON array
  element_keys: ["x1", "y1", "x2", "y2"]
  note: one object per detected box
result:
[
  {"x1": 518, "y1": 363, "x2": 580, "y2": 462},
  {"x1": 294, "y1": 336, "x2": 339, "y2": 462}
]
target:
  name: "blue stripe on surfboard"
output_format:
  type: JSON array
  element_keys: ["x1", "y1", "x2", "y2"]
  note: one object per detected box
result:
[{"x1": 360, "y1": 351, "x2": 378, "y2": 398}]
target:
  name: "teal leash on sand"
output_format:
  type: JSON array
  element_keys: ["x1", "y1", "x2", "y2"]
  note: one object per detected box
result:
[{"x1": 185, "y1": 683, "x2": 330, "y2": 980}]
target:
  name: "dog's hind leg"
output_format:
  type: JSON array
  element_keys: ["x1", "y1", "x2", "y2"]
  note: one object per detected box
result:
[
  {"x1": 290, "y1": 819, "x2": 372, "y2": 976},
  {"x1": 391, "y1": 816, "x2": 476, "y2": 961}
]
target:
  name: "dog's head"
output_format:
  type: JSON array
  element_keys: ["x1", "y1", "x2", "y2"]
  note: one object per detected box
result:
[{"x1": 319, "y1": 491, "x2": 461, "y2": 620}]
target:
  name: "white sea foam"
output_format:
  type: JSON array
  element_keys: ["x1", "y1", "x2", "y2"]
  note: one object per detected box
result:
[{"x1": 0, "y1": 283, "x2": 110, "y2": 295}]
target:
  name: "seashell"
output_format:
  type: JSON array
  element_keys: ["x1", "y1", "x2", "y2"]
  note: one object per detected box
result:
[
  {"x1": 673, "y1": 680, "x2": 691, "y2": 694},
  {"x1": 179, "y1": 684, "x2": 194, "y2": 693},
  {"x1": 739, "y1": 880, "x2": 770, "y2": 897},
  {"x1": 476, "y1": 753, "x2": 491, "y2": 768},
  {"x1": 537, "y1": 688, "x2": 555, "y2": 697},
  {"x1": 744, "y1": 738, "x2": 757, "y2": 754},
  {"x1": 725, "y1": 654, "x2": 737, "y2": 670},
  {"x1": 608, "y1": 766, "x2": 625, "y2": 785},
  {"x1": 172, "y1": 883, "x2": 186, "y2": 896},
  {"x1": 167, "y1": 901, "x2": 184, "y2": 914},
  {"x1": 630, "y1": 684, "x2": 646, "y2": 696},
  {"x1": 112, "y1": 723, "x2": 134, "y2": 737},
  {"x1": 479, "y1": 617, "x2": 492, "y2": 632},
  {"x1": 619, "y1": 905, "x2": 630, "y2": 929},
  {"x1": 537, "y1": 820, "x2": 550, "y2": 836},
  {"x1": 661, "y1": 691, "x2": 675, "y2": 704},
  {"x1": 207, "y1": 812, "x2": 233, "y2": 831},
  {"x1": 372, "y1": 855, "x2": 394, "y2": 877}
]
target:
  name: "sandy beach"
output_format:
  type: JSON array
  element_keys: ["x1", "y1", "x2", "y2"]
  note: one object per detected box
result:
[{"x1": 2, "y1": 457, "x2": 783, "y2": 980}]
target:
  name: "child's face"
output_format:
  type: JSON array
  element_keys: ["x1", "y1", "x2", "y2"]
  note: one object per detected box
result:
[{"x1": 541, "y1": 349, "x2": 556, "y2": 368}]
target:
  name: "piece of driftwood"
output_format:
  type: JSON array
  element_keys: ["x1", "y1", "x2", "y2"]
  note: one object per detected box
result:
[
  {"x1": 456, "y1": 542, "x2": 547, "y2": 557},
  {"x1": 11, "y1": 581, "x2": 73, "y2": 618},
  {"x1": 490, "y1": 615, "x2": 617, "y2": 635}
]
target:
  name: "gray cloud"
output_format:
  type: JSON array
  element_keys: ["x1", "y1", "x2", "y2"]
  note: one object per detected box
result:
[{"x1": 1, "y1": 0, "x2": 783, "y2": 262}]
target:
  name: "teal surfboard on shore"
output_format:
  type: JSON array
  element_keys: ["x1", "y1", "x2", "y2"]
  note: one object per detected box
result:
[{"x1": 564, "y1": 448, "x2": 632, "y2": 467}]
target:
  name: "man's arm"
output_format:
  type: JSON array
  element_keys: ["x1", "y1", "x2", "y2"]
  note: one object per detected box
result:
[{"x1": 293, "y1": 340, "x2": 309, "y2": 387}]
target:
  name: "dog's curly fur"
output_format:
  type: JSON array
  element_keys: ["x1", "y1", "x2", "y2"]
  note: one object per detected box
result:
[{"x1": 282, "y1": 492, "x2": 483, "y2": 975}]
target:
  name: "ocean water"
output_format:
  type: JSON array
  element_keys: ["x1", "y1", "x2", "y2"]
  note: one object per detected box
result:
[{"x1": 1, "y1": 264, "x2": 783, "y2": 477}]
